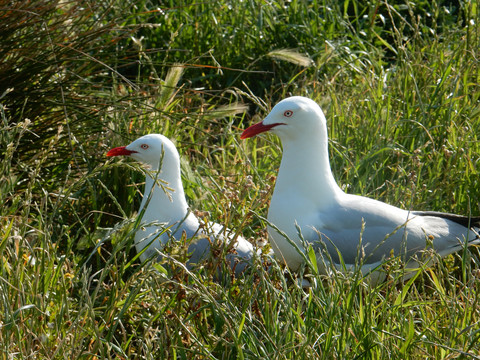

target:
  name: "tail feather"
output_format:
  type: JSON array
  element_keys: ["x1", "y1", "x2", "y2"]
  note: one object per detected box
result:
[{"x1": 413, "y1": 211, "x2": 480, "y2": 229}]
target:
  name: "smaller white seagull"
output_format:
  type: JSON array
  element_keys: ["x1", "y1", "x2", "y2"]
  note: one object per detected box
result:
[
  {"x1": 241, "y1": 96, "x2": 480, "y2": 282},
  {"x1": 107, "y1": 134, "x2": 254, "y2": 275}
]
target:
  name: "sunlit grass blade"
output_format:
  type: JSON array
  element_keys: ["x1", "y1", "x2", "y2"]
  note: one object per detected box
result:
[{"x1": 267, "y1": 49, "x2": 314, "y2": 67}]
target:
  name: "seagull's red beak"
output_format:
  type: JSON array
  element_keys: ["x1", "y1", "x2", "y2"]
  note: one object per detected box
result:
[
  {"x1": 240, "y1": 122, "x2": 283, "y2": 139},
  {"x1": 106, "y1": 146, "x2": 138, "y2": 157}
]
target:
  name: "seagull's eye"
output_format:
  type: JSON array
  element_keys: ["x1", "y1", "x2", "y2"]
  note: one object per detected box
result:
[
  {"x1": 140, "y1": 144, "x2": 149, "y2": 150},
  {"x1": 284, "y1": 110, "x2": 293, "y2": 117}
]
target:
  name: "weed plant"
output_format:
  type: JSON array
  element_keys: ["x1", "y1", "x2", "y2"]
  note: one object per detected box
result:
[{"x1": 1, "y1": 0, "x2": 480, "y2": 358}]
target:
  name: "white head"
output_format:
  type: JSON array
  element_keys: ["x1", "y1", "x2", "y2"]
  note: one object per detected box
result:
[
  {"x1": 107, "y1": 133, "x2": 188, "y2": 213},
  {"x1": 107, "y1": 134, "x2": 180, "y2": 172},
  {"x1": 241, "y1": 96, "x2": 328, "y2": 143}
]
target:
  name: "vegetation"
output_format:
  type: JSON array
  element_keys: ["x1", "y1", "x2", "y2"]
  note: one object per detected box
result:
[{"x1": 1, "y1": 0, "x2": 479, "y2": 358}]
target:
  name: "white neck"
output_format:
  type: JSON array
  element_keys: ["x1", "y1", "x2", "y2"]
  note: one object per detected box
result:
[
  {"x1": 139, "y1": 166, "x2": 189, "y2": 222},
  {"x1": 274, "y1": 135, "x2": 343, "y2": 206}
]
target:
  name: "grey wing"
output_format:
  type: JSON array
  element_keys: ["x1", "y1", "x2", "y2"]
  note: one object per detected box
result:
[
  {"x1": 312, "y1": 199, "x2": 480, "y2": 265},
  {"x1": 208, "y1": 222, "x2": 254, "y2": 274},
  {"x1": 183, "y1": 221, "x2": 254, "y2": 275},
  {"x1": 311, "y1": 221, "x2": 412, "y2": 265},
  {"x1": 306, "y1": 195, "x2": 410, "y2": 264}
]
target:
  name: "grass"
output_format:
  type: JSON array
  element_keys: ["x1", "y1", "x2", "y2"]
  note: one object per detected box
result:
[{"x1": 1, "y1": 0, "x2": 480, "y2": 358}]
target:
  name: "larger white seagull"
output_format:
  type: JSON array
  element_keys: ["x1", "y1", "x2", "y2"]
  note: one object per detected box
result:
[
  {"x1": 241, "y1": 96, "x2": 480, "y2": 281},
  {"x1": 107, "y1": 134, "x2": 254, "y2": 275}
]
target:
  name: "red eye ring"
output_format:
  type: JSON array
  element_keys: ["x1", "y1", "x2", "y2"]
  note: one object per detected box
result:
[
  {"x1": 140, "y1": 144, "x2": 149, "y2": 150},
  {"x1": 284, "y1": 110, "x2": 293, "y2": 117}
]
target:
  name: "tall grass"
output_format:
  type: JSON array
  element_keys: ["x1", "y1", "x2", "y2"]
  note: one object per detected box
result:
[{"x1": 1, "y1": 0, "x2": 480, "y2": 358}]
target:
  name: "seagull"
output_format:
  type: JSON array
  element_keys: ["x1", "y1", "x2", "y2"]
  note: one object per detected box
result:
[
  {"x1": 241, "y1": 96, "x2": 480, "y2": 282},
  {"x1": 107, "y1": 134, "x2": 254, "y2": 275}
]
